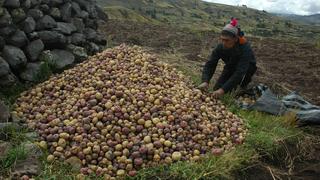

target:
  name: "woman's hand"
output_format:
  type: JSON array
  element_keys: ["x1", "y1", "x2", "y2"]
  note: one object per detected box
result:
[
  {"x1": 211, "y1": 88, "x2": 225, "y2": 98},
  {"x1": 198, "y1": 82, "x2": 209, "y2": 91}
]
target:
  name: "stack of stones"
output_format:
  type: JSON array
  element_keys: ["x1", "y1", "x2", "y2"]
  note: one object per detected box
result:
[{"x1": 0, "y1": 0, "x2": 108, "y2": 87}]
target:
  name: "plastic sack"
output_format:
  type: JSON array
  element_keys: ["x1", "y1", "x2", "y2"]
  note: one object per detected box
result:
[{"x1": 238, "y1": 85, "x2": 320, "y2": 125}]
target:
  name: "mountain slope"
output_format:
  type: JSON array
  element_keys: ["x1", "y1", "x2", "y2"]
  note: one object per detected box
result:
[
  {"x1": 98, "y1": 0, "x2": 320, "y2": 40},
  {"x1": 278, "y1": 14, "x2": 320, "y2": 25}
]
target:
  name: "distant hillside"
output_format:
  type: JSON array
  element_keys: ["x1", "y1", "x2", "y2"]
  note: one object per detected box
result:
[
  {"x1": 97, "y1": 0, "x2": 320, "y2": 40},
  {"x1": 277, "y1": 14, "x2": 320, "y2": 25}
]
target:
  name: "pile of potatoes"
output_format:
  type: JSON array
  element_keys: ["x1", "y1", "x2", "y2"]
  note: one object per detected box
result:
[{"x1": 13, "y1": 44, "x2": 246, "y2": 179}]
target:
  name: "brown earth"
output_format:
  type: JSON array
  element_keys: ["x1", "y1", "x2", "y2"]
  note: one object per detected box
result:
[
  {"x1": 100, "y1": 20, "x2": 320, "y2": 105},
  {"x1": 100, "y1": 20, "x2": 320, "y2": 179}
]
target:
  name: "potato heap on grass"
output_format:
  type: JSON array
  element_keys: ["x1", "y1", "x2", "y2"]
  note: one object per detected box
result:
[{"x1": 13, "y1": 44, "x2": 246, "y2": 179}]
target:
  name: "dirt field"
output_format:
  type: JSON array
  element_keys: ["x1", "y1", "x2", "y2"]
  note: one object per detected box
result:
[
  {"x1": 100, "y1": 20, "x2": 320, "y2": 179},
  {"x1": 101, "y1": 20, "x2": 320, "y2": 105}
]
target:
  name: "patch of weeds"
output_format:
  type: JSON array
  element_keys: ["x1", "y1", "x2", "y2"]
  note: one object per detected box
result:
[
  {"x1": 34, "y1": 60, "x2": 53, "y2": 83},
  {"x1": 0, "y1": 124, "x2": 28, "y2": 144},
  {"x1": 0, "y1": 144, "x2": 28, "y2": 175}
]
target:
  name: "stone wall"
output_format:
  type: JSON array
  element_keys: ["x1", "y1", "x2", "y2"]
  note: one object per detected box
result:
[{"x1": 0, "y1": 0, "x2": 108, "y2": 87}]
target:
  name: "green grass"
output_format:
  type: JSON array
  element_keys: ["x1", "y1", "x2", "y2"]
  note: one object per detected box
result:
[
  {"x1": 0, "y1": 124, "x2": 28, "y2": 144},
  {"x1": 0, "y1": 144, "x2": 29, "y2": 175},
  {"x1": 37, "y1": 159, "x2": 76, "y2": 180},
  {"x1": 34, "y1": 60, "x2": 53, "y2": 83},
  {"x1": 129, "y1": 146, "x2": 256, "y2": 180}
]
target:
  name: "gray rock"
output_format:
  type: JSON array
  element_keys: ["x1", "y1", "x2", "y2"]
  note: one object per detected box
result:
[
  {"x1": 50, "y1": 7, "x2": 61, "y2": 19},
  {"x1": 27, "y1": 31, "x2": 39, "y2": 40},
  {"x1": 7, "y1": 30, "x2": 28, "y2": 47},
  {"x1": 67, "y1": 44, "x2": 88, "y2": 62},
  {"x1": 22, "y1": 0, "x2": 31, "y2": 9},
  {"x1": 0, "y1": 36, "x2": 4, "y2": 50},
  {"x1": 25, "y1": 39, "x2": 44, "y2": 61},
  {"x1": 60, "y1": 3, "x2": 72, "y2": 22},
  {"x1": 54, "y1": 22, "x2": 76, "y2": 35},
  {"x1": 11, "y1": 8, "x2": 26, "y2": 23},
  {"x1": 23, "y1": 141, "x2": 43, "y2": 157},
  {"x1": 0, "y1": 141, "x2": 11, "y2": 157},
  {"x1": 0, "y1": 25, "x2": 16, "y2": 37},
  {"x1": 39, "y1": 4, "x2": 50, "y2": 14},
  {"x1": 65, "y1": 35, "x2": 72, "y2": 44},
  {"x1": 86, "y1": 42, "x2": 100, "y2": 55},
  {"x1": 0, "y1": 100, "x2": 10, "y2": 123},
  {"x1": 84, "y1": 18, "x2": 98, "y2": 30},
  {"x1": 0, "y1": 9, "x2": 12, "y2": 27},
  {"x1": 71, "y1": 33, "x2": 85, "y2": 45},
  {"x1": 75, "y1": 0, "x2": 97, "y2": 18},
  {"x1": 79, "y1": 10, "x2": 89, "y2": 19},
  {"x1": 38, "y1": 30, "x2": 66, "y2": 48},
  {"x1": 50, "y1": 49, "x2": 74, "y2": 70},
  {"x1": 0, "y1": 72, "x2": 17, "y2": 87},
  {"x1": 74, "y1": 0, "x2": 89, "y2": 8},
  {"x1": 96, "y1": 5, "x2": 108, "y2": 21},
  {"x1": 65, "y1": 156, "x2": 82, "y2": 171},
  {"x1": 87, "y1": 5, "x2": 98, "y2": 19},
  {"x1": 71, "y1": 2, "x2": 82, "y2": 17},
  {"x1": 20, "y1": 16, "x2": 36, "y2": 33},
  {"x1": 84, "y1": 28, "x2": 97, "y2": 41},
  {"x1": 39, "y1": 50, "x2": 52, "y2": 62},
  {"x1": 3, "y1": 0, "x2": 20, "y2": 8},
  {"x1": 27, "y1": 9, "x2": 43, "y2": 21},
  {"x1": 94, "y1": 33, "x2": 107, "y2": 46},
  {"x1": 71, "y1": 18, "x2": 85, "y2": 32},
  {"x1": 2, "y1": 45, "x2": 27, "y2": 72},
  {"x1": 0, "y1": 7, "x2": 4, "y2": 16},
  {"x1": 19, "y1": 62, "x2": 44, "y2": 82},
  {"x1": 12, "y1": 142, "x2": 42, "y2": 178},
  {"x1": 0, "y1": 56, "x2": 10, "y2": 76},
  {"x1": 36, "y1": 15, "x2": 57, "y2": 30},
  {"x1": 41, "y1": 0, "x2": 49, "y2": 4},
  {"x1": 30, "y1": 0, "x2": 42, "y2": 8},
  {"x1": 49, "y1": 0, "x2": 64, "y2": 7}
]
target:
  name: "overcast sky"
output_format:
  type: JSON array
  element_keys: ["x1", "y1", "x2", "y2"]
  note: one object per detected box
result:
[{"x1": 203, "y1": 0, "x2": 320, "y2": 15}]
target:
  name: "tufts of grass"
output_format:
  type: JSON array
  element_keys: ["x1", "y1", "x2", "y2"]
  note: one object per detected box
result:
[
  {"x1": 34, "y1": 60, "x2": 53, "y2": 83},
  {"x1": 130, "y1": 146, "x2": 257, "y2": 180},
  {"x1": 37, "y1": 160, "x2": 75, "y2": 180},
  {"x1": 0, "y1": 144, "x2": 29, "y2": 175},
  {"x1": 0, "y1": 124, "x2": 28, "y2": 144},
  {"x1": 37, "y1": 156, "x2": 107, "y2": 180}
]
